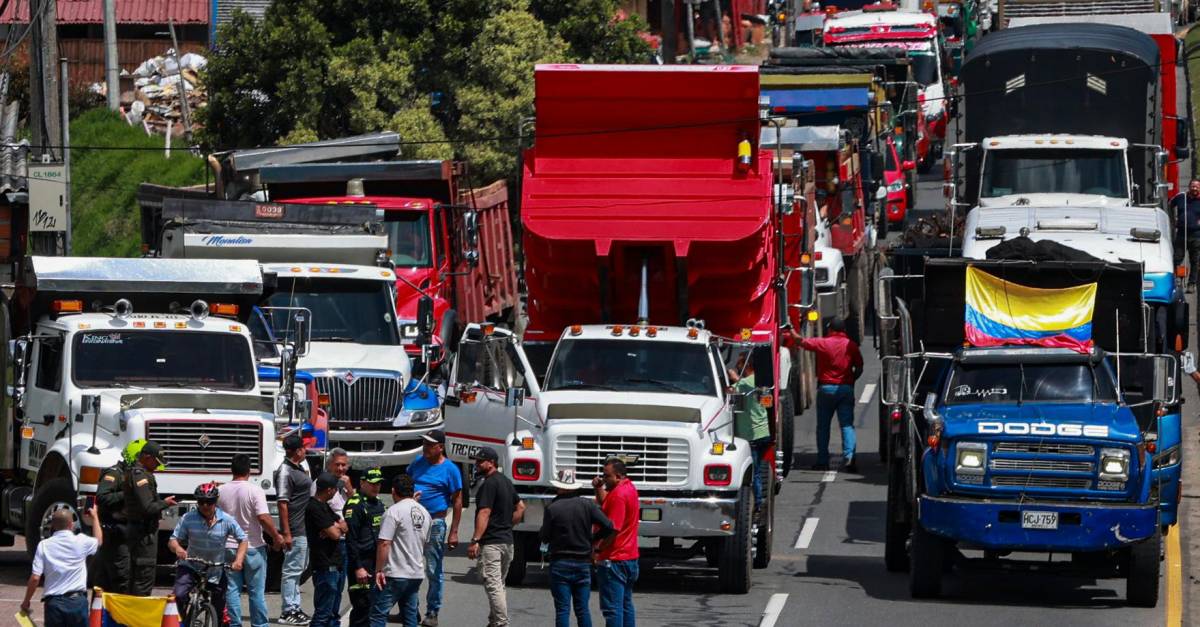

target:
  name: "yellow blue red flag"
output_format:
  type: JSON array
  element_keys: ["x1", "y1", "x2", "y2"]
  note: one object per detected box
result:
[
  {"x1": 95, "y1": 591, "x2": 169, "y2": 627},
  {"x1": 964, "y1": 266, "x2": 1097, "y2": 353}
]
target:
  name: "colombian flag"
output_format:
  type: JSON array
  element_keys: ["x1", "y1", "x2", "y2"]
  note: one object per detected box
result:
[
  {"x1": 88, "y1": 589, "x2": 177, "y2": 627},
  {"x1": 964, "y1": 266, "x2": 1097, "y2": 353}
]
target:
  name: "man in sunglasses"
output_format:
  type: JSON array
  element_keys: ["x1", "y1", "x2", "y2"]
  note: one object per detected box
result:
[{"x1": 168, "y1": 483, "x2": 248, "y2": 620}]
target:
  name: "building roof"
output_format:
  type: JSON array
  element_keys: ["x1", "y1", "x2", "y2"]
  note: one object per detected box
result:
[{"x1": 0, "y1": 0, "x2": 209, "y2": 25}]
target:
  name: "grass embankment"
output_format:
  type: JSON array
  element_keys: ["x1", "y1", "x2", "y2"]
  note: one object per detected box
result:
[
  {"x1": 69, "y1": 108, "x2": 207, "y2": 257},
  {"x1": 1187, "y1": 26, "x2": 1200, "y2": 182}
]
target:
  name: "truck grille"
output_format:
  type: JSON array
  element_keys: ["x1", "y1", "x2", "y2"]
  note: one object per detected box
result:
[
  {"x1": 555, "y1": 435, "x2": 690, "y2": 485},
  {"x1": 992, "y1": 476, "x2": 1092, "y2": 490},
  {"x1": 145, "y1": 421, "x2": 262, "y2": 473},
  {"x1": 990, "y1": 458, "x2": 1094, "y2": 473},
  {"x1": 314, "y1": 372, "x2": 403, "y2": 424},
  {"x1": 993, "y1": 442, "x2": 1094, "y2": 456}
]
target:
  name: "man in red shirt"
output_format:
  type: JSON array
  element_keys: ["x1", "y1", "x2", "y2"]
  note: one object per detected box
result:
[
  {"x1": 794, "y1": 317, "x2": 864, "y2": 472},
  {"x1": 592, "y1": 458, "x2": 639, "y2": 627}
]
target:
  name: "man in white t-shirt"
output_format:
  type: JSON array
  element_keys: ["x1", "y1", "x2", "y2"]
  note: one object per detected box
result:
[
  {"x1": 371, "y1": 474, "x2": 431, "y2": 627},
  {"x1": 21, "y1": 506, "x2": 102, "y2": 627},
  {"x1": 220, "y1": 453, "x2": 286, "y2": 627}
]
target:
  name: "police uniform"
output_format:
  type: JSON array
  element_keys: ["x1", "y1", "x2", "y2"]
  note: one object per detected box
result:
[
  {"x1": 344, "y1": 469, "x2": 386, "y2": 627},
  {"x1": 121, "y1": 443, "x2": 171, "y2": 596},
  {"x1": 93, "y1": 461, "x2": 130, "y2": 593}
]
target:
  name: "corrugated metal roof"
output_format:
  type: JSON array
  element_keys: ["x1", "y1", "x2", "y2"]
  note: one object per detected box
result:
[
  {"x1": 215, "y1": 0, "x2": 269, "y2": 27},
  {"x1": 0, "y1": 0, "x2": 209, "y2": 25}
]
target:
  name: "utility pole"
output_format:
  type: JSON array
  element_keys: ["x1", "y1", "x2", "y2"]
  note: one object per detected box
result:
[
  {"x1": 168, "y1": 19, "x2": 193, "y2": 146},
  {"x1": 29, "y1": 0, "x2": 60, "y2": 160},
  {"x1": 103, "y1": 0, "x2": 118, "y2": 110},
  {"x1": 60, "y1": 57, "x2": 70, "y2": 255}
]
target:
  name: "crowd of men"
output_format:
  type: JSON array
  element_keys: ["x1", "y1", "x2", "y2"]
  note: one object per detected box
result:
[{"x1": 18, "y1": 428, "x2": 645, "y2": 627}]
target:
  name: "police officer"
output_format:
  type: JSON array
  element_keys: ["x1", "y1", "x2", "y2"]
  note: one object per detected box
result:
[
  {"x1": 121, "y1": 440, "x2": 176, "y2": 596},
  {"x1": 92, "y1": 443, "x2": 135, "y2": 592},
  {"x1": 344, "y1": 468, "x2": 386, "y2": 627}
]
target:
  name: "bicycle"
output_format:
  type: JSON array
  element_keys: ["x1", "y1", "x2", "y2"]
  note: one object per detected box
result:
[{"x1": 176, "y1": 556, "x2": 230, "y2": 627}]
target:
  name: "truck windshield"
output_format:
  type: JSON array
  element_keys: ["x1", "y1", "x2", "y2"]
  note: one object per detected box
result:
[
  {"x1": 981, "y1": 148, "x2": 1128, "y2": 199},
  {"x1": 266, "y1": 278, "x2": 400, "y2": 345},
  {"x1": 385, "y1": 213, "x2": 433, "y2": 268},
  {"x1": 73, "y1": 331, "x2": 255, "y2": 390},
  {"x1": 544, "y1": 339, "x2": 717, "y2": 396},
  {"x1": 910, "y1": 52, "x2": 939, "y2": 86},
  {"x1": 944, "y1": 362, "x2": 1117, "y2": 405}
]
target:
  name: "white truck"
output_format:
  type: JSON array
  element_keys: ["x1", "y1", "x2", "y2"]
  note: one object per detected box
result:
[
  {"x1": 1, "y1": 256, "x2": 301, "y2": 555},
  {"x1": 444, "y1": 322, "x2": 770, "y2": 593},
  {"x1": 966, "y1": 135, "x2": 1139, "y2": 209},
  {"x1": 146, "y1": 197, "x2": 438, "y2": 469}
]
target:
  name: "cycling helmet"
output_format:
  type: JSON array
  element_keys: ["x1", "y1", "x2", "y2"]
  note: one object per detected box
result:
[{"x1": 194, "y1": 482, "x2": 220, "y2": 502}]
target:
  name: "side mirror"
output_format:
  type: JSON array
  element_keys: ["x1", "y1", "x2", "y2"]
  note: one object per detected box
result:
[
  {"x1": 417, "y1": 296, "x2": 435, "y2": 345},
  {"x1": 463, "y1": 210, "x2": 480, "y2": 267},
  {"x1": 902, "y1": 160, "x2": 916, "y2": 172},
  {"x1": 505, "y1": 386, "x2": 526, "y2": 408},
  {"x1": 11, "y1": 338, "x2": 27, "y2": 388},
  {"x1": 292, "y1": 310, "x2": 311, "y2": 358},
  {"x1": 876, "y1": 267, "x2": 894, "y2": 320},
  {"x1": 797, "y1": 267, "x2": 816, "y2": 309},
  {"x1": 1152, "y1": 355, "x2": 1178, "y2": 404},
  {"x1": 880, "y1": 355, "x2": 906, "y2": 405},
  {"x1": 1177, "y1": 120, "x2": 1191, "y2": 160},
  {"x1": 923, "y1": 391, "x2": 940, "y2": 423}
]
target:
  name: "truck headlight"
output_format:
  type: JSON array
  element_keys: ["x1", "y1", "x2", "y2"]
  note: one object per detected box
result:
[
  {"x1": 955, "y1": 442, "x2": 986, "y2": 483},
  {"x1": 1099, "y1": 448, "x2": 1130, "y2": 480},
  {"x1": 887, "y1": 180, "x2": 905, "y2": 193},
  {"x1": 394, "y1": 407, "x2": 442, "y2": 427}
]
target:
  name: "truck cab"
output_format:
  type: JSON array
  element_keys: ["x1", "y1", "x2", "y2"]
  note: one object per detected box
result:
[
  {"x1": 445, "y1": 322, "x2": 769, "y2": 593},
  {"x1": 972, "y1": 135, "x2": 1134, "y2": 208}
]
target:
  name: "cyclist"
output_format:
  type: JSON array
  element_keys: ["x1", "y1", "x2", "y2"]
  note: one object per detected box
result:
[{"x1": 168, "y1": 483, "x2": 248, "y2": 621}]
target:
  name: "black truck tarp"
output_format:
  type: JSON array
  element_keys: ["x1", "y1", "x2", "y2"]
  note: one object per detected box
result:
[{"x1": 960, "y1": 23, "x2": 1160, "y2": 203}]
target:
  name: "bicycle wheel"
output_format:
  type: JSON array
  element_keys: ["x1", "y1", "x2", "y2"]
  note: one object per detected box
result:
[{"x1": 186, "y1": 601, "x2": 218, "y2": 627}]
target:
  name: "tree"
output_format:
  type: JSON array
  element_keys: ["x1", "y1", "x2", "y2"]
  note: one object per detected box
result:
[{"x1": 531, "y1": 0, "x2": 652, "y2": 62}]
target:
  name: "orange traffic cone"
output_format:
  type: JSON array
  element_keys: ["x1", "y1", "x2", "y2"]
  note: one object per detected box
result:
[
  {"x1": 160, "y1": 595, "x2": 180, "y2": 627},
  {"x1": 88, "y1": 588, "x2": 104, "y2": 627}
]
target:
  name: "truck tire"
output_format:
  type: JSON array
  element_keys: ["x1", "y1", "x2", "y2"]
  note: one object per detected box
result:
[
  {"x1": 909, "y1": 523, "x2": 945, "y2": 598},
  {"x1": 718, "y1": 486, "x2": 753, "y2": 594},
  {"x1": 506, "y1": 531, "x2": 536, "y2": 586},
  {"x1": 26, "y1": 477, "x2": 77, "y2": 558},
  {"x1": 754, "y1": 474, "x2": 774, "y2": 569},
  {"x1": 439, "y1": 309, "x2": 459, "y2": 354},
  {"x1": 1126, "y1": 528, "x2": 1161, "y2": 607},
  {"x1": 779, "y1": 392, "x2": 795, "y2": 478},
  {"x1": 884, "y1": 458, "x2": 910, "y2": 573}
]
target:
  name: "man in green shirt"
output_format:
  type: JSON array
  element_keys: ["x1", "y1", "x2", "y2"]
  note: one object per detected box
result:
[{"x1": 728, "y1": 354, "x2": 772, "y2": 514}]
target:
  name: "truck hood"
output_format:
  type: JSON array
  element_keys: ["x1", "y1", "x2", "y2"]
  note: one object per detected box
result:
[
  {"x1": 297, "y1": 342, "x2": 411, "y2": 378},
  {"x1": 940, "y1": 402, "x2": 1141, "y2": 444},
  {"x1": 977, "y1": 193, "x2": 1129, "y2": 208},
  {"x1": 537, "y1": 390, "x2": 726, "y2": 427},
  {"x1": 963, "y1": 206, "x2": 1174, "y2": 274}
]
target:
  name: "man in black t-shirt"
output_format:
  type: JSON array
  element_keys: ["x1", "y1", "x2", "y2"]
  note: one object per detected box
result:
[
  {"x1": 467, "y1": 448, "x2": 525, "y2": 627},
  {"x1": 307, "y1": 472, "x2": 346, "y2": 627}
]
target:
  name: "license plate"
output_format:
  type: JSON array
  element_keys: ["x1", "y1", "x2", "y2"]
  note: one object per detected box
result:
[
  {"x1": 1021, "y1": 511, "x2": 1058, "y2": 530},
  {"x1": 640, "y1": 508, "x2": 662, "y2": 522}
]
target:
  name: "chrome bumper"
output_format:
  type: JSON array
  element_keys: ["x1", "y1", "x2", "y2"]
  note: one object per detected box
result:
[
  {"x1": 327, "y1": 427, "x2": 432, "y2": 469},
  {"x1": 816, "y1": 286, "x2": 845, "y2": 320},
  {"x1": 515, "y1": 492, "x2": 740, "y2": 538}
]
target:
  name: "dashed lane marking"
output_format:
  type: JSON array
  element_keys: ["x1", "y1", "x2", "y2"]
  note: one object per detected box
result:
[
  {"x1": 858, "y1": 383, "x2": 876, "y2": 404},
  {"x1": 821, "y1": 471, "x2": 837, "y2": 483},
  {"x1": 794, "y1": 517, "x2": 819, "y2": 550},
  {"x1": 758, "y1": 593, "x2": 789, "y2": 627}
]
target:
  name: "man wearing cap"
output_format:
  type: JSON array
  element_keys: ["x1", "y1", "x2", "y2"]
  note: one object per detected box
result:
[
  {"x1": 93, "y1": 442, "x2": 136, "y2": 593},
  {"x1": 540, "y1": 469, "x2": 614, "y2": 627},
  {"x1": 277, "y1": 432, "x2": 314, "y2": 626},
  {"x1": 309, "y1": 472, "x2": 347, "y2": 627},
  {"x1": 121, "y1": 439, "x2": 176, "y2": 596},
  {"x1": 406, "y1": 429, "x2": 463, "y2": 627},
  {"x1": 468, "y1": 447, "x2": 525, "y2": 627},
  {"x1": 345, "y1": 468, "x2": 387, "y2": 627}
]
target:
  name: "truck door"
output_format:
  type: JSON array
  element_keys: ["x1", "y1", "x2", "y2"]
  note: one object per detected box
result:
[
  {"x1": 444, "y1": 325, "x2": 541, "y2": 465},
  {"x1": 22, "y1": 332, "x2": 66, "y2": 471}
]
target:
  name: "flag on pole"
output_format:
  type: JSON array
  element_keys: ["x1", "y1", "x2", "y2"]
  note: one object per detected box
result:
[{"x1": 964, "y1": 266, "x2": 1098, "y2": 353}]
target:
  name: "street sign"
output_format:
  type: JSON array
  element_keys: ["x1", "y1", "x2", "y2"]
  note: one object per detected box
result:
[{"x1": 27, "y1": 162, "x2": 65, "y2": 232}]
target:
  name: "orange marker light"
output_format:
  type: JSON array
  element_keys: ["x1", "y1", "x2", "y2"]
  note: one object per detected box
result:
[{"x1": 52, "y1": 300, "x2": 83, "y2": 313}]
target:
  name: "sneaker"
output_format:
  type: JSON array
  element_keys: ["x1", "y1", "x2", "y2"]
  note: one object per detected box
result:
[
  {"x1": 279, "y1": 612, "x2": 307, "y2": 626},
  {"x1": 290, "y1": 610, "x2": 313, "y2": 625},
  {"x1": 420, "y1": 615, "x2": 440, "y2": 627},
  {"x1": 843, "y1": 459, "x2": 859, "y2": 474}
]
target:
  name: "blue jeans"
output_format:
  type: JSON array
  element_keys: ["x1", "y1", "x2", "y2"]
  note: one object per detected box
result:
[
  {"x1": 596, "y1": 559, "x2": 638, "y2": 627},
  {"x1": 816, "y1": 384, "x2": 856, "y2": 465},
  {"x1": 422, "y1": 517, "x2": 447, "y2": 617},
  {"x1": 371, "y1": 577, "x2": 422, "y2": 627},
  {"x1": 749, "y1": 436, "x2": 772, "y2": 508},
  {"x1": 281, "y1": 535, "x2": 309, "y2": 614},
  {"x1": 311, "y1": 566, "x2": 344, "y2": 627},
  {"x1": 550, "y1": 559, "x2": 592, "y2": 627},
  {"x1": 226, "y1": 545, "x2": 269, "y2": 627},
  {"x1": 335, "y1": 540, "x2": 347, "y2": 617},
  {"x1": 44, "y1": 592, "x2": 87, "y2": 627}
]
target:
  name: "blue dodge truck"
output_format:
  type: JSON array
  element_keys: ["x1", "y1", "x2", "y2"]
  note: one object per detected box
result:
[{"x1": 881, "y1": 259, "x2": 1176, "y2": 607}]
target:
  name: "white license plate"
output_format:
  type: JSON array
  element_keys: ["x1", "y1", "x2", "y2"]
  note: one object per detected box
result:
[{"x1": 1021, "y1": 511, "x2": 1059, "y2": 530}]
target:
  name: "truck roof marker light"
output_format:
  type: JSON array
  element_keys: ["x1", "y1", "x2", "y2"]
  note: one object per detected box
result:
[
  {"x1": 647, "y1": 326, "x2": 658, "y2": 337},
  {"x1": 989, "y1": 141, "x2": 1000, "y2": 147},
  {"x1": 229, "y1": 324, "x2": 243, "y2": 332},
  {"x1": 291, "y1": 267, "x2": 302, "y2": 273},
  {"x1": 174, "y1": 322, "x2": 187, "y2": 329},
  {"x1": 570, "y1": 325, "x2": 583, "y2": 336},
  {"x1": 481, "y1": 323, "x2": 496, "y2": 336},
  {"x1": 77, "y1": 323, "x2": 90, "y2": 330},
  {"x1": 211, "y1": 303, "x2": 239, "y2": 317},
  {"x1": 380, "y1": 271, "x2": 392, "y2": 278},
  {"x1": 1111, "y1": 141, "x2": 1120, "y2": 146},
  {"x1": 687, "y1": 328, "x2": 699, "y2": 339},
  {"x1": 1065, "y1": 139, "x2": 1075, "y2": 145},
  {"x1": 1049, "y1": 140, "x2": 1059, "y2": 145},
  {"x1": 51, "y1": 299, "x2": 83, "y2": 313},
  {"x1": 1034, "y1": 140, "x2": 1044, "y2": 145},
  {"x1": 153, "y1": 321, "x2": 167, "y2": 329},
  {"x1": 327, "y1": 267, "x2": 340, "y2": 273},
  {"x1": 629, "y1": 326, "x2": 641, "y2": 337},
  {"x1": 611, "y1": 325, "x2": 624, "y2": 336},
  {"x1": 310, "y1": 267, "x2": 322, "y2": 273},
  {"x1": 132, "y1": 321, "x2": 145, "y2": 328}
]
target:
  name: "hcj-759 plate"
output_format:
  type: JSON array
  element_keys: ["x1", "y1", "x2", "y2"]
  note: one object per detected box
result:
[{"x1": 1021, "y1": 511, "x2": 1059, "y2": 530}]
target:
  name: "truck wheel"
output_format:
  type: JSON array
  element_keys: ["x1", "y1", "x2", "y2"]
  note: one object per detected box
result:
[
  {"x1": 884, "y1": 459, "x2": 910, "y2": 572},
  {"x1": 439, "y1": 309, "x2": 459, "y2": 353},
  {"x1": 909, "y1": 523, "x2": 945, "y2": 598},
  {"x1": 1126, "y1": 528, "x2": 1161, "y2": 607},
  {"x1": 718, "y1": 486, "x2": 753, "y2": 593},
  {"x1": 754, "y1": 475, "x2": 774, "y2": 569},
  {"x1": 26, "y1": 477, "x2": 78, "y2": 558},
  {"x1": 506, "y1": 531, "x2": 536, "y2": 586},
  {"x1": 779, "y1": 392, "x2": 795, "y2": 478}
]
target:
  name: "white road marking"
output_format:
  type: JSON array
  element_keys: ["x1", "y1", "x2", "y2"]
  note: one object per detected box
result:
[
  {"x1": 758, "y1": 593, "x2": 790, "y2": 627},
  {"x1": 858, "y1": 383, "x2": 877, "y2": 404},
  {"x1": 821, "y1": 471, "x2": 837, "y2": 482},
  {"x1": 794, "y1": 517, "x2": 819, "y2": 550}
]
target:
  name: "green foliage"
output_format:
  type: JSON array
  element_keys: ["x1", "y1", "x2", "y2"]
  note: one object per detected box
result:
[
  {"x1": 70, "y1": 109, "x2": 207, "y2": 257},
  {"x1": 531, "y1": 0, "x2": 651, "y2": 62}
]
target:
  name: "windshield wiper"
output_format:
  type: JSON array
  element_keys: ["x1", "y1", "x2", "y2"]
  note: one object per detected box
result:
[
  {"x1": 550, "y1": 382, "x2": 619, "y2": 391},
  {"x1": 314, "y1": 336, "x2": 357, "y2": 343},
  {"x1": 625, "y1": 378, "x2": 692, "y2": 394}
]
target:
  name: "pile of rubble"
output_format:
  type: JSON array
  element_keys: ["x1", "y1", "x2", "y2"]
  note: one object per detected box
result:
[{"x1": 93, "y1": 50, "x2": 208, "y2": 137}]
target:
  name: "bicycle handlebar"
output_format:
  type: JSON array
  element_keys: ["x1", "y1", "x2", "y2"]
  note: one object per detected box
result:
[{"x1": 177, "y1": 556, "x2": 230, "y2": 569}]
